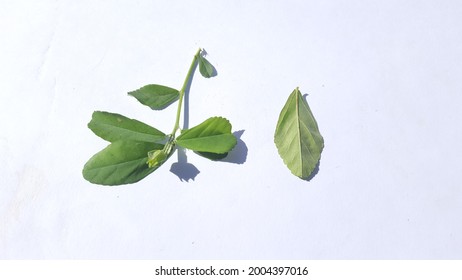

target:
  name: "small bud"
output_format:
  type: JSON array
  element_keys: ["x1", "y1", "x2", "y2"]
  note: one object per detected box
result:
[{"x1": 147, "y1": 150, "x2": 167, "y2": 168}]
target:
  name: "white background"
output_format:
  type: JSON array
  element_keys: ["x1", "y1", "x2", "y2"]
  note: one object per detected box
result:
[{"x1": 1, "y1": 0, "x2": 461, "y2": 259}]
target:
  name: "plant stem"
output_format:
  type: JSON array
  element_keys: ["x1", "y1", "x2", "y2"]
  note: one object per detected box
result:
[{"x1": 171, "y1": 48, "x2": 201, "y2": 136}]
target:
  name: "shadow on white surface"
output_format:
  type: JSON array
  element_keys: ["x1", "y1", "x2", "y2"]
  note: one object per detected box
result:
[
  {"x1": 169, "y1": 149, "x2": 200, "y2": 182},
  {"x1": 220, "y1": 130, "x2": 248, "y2": 164}
]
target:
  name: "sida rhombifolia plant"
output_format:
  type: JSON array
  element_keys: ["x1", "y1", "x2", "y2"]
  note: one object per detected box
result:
[{"x1": 82, "y1": 49, "x2": 237, "y2": 185}]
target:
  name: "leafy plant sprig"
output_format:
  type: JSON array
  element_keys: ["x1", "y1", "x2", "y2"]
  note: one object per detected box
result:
[{"x1": 83, "y1": 49, "x2": 237, "y2": 185}]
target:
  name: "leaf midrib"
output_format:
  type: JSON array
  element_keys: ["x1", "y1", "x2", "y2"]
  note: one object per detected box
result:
[
  {"x1": 178, "y1": 133, "x2": 231, "y2": 141},
  {"x1": 95, "y1": 122, "x2": 165, "y2": 140},
  {"x1": 295, "y1": 90, "x2": 303, "y2": 172}
]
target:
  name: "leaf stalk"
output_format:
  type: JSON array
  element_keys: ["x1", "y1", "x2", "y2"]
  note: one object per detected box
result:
[{"x1": 171, "y1": 48, "x2": 202, "y2": 136}]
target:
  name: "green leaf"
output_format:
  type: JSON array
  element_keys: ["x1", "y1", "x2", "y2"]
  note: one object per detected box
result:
[
  {"x1": 88, "y1": 111, "x2": 166, "y2": 143},
  {"x1": 274, "y1": 87, "x2": 324, "y2": 179},
  {"x1": 82, "y1": 141, "x2": 165, "y2": 186},
  {"x1": 176, "y1": 117, "x2": 236, "y2": 153},
  {"x1": 198, "y1": 55, "x2": 216, "y2": 78},
  {"x1": 128, "y1": 84, "x2": 179, "y2": 110}
]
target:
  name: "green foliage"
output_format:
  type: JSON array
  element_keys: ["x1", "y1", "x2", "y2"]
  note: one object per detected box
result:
[
  {"x1": 83, "y1": 49, "x2": 237, "y2": 186},
  {"x1": 274, "y1": 87, "x2": 324, "y2": 179},
  {"x1": 147, "y1": 149, "x2": 169, "y2": 168},
  {"x1": 128, "y1": 84, "x2": 179, "y2": 110},
  {"x1": 88, "y1": 111, "x2": 166, "y2": 143},
  {"x1": 176, "y1": 117, "x2": 236, "y2": 153},
  {"x1": 82, "y1": 141, "x2": 164, "y2": 185},
  {"x1": 195, "y1": 151, "x2": 229, "y2": 160},
  {"x1": 198, "y1": 55, "x2": 216, "y2": 78}
]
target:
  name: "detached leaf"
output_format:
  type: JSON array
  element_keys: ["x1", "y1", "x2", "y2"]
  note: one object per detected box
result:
[
  {"x1": 128, "y1": 84, "x2": 179, "y2": 110},
  {"x1": 82, "y1": 141, "x2": 165, "y2": 186},
  {"x1": 274, "y1": 87, "x2": 324, "y2": 179},
  {"x1": 176, "y1": 117, "x2": 236, "y2": 153},
  {"x1": 198, "y1": 55, "x2": 216, "y2": 78},
  {"x1": 88, "y1": 111, "x2": 166, "y2": 143}
]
